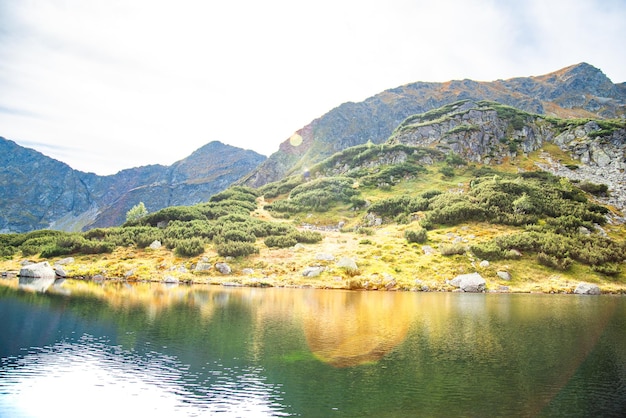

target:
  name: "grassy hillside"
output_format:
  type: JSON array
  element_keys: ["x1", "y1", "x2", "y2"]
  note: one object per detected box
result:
[{"x1": 2, "y1": 141, "x2": 625, "y2": 293}]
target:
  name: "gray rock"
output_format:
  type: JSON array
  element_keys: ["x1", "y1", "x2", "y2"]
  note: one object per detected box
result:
[
  {"x1": 149, "y1": 240, "x2": 162, "y2": 249},
  {"x1": 316, "y1": 253, "x2": 335, "y2": 261},
  {"x1": 242, "y1": 268, "x2": 255, "y2": 275},
  {"x1": 479, "y1": 260, "x2": 490, "y2": 268},
  {"x1": 336, "y1": 257, "x2": 358, "y2": 271},
  {"x1": 54, "y1": 266, "x2": 67, "y2": 278},
  {"x1": 447, "y1": 272, "x2": 486, "y2": 293},
  {"x1": 169, "y1": 265, "x2": 188, "y2": 273},
  {"x1": 194, "y1": 262, "x2": 212, "y2": 272},
  {"x1": 54, "y1": 257, "x2": 75, "y2": 265},
  {"x1": 422, "y1": 245, "x2": 436, "y2": 255},
  {"x1": 293, "y1": 243, "x2": 306, "y2": 251},
  {"x1": 215, "y1": 262, "x2": 232, "y2": 275},
  {"x1": 385, "y1": 278, "x2": 397, "y2": 290},
  {"x1": 19, "y1": 261, "x2": 56, "y2": 279},
  {"x1": 163, "y1": 275, "x2": 179, "y2": 284},
  {"x1": 222, "y1": 282, "x2": 243, "y2": 287},
  {"x1": 574, "y1": 282, "x2": 601, "y2": 295},
  {"x1": 507, "y1": 249, "x2": 522, "y2": 258},
  {"x1": 302, "y1": 266, "x2": 324, "y2": 277},
  {"x1": 496, "y1": 271, "x2": 512, "y2": 281}
]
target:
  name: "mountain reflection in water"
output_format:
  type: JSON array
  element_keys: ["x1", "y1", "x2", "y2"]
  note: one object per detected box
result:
[{"x1": 1, "y1": 278, "x2": 625, "y2": 417}]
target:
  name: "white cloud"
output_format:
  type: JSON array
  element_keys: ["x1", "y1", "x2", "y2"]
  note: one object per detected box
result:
[{"x1": 0, "y1": 0, "x2": 624, "y2": 174}]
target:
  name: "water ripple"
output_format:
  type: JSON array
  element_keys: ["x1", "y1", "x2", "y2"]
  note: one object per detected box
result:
[{"x1": 0, "y1": 334, "x2": 291, "y2": 418}]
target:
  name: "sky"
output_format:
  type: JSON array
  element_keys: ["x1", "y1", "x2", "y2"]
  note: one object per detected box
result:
[{"x1": 0, "y1": 0, "x2": 625, "y2": 175}]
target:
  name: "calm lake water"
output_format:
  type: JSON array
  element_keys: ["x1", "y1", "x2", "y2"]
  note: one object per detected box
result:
[{"x1": 1, "y1": 278, "x2": 625, "y2": 417}]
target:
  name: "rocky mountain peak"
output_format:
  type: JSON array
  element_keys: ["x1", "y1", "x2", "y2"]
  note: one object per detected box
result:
[{"x1": 243, "y1": 64, "x2": 626, "y2": 188}]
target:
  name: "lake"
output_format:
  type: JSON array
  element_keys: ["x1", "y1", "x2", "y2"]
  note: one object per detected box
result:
[{"x1": 1, "y1": 278, "x2": 625, "y2": 417}]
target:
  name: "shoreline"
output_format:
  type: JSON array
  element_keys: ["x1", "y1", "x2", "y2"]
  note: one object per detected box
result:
[{"x1": 3, "y1": 270, "x2": 625, "y2": 295}]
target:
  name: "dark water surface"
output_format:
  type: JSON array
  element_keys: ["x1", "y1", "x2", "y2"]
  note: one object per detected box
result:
[{"x1": 1, "y1": 279, "x2": 625, "y2": 417}]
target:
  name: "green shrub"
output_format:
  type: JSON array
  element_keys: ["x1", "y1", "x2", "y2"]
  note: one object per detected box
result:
[
  {"x1": 135, "y1": 230, "x2": 163, "y2": 248},
  {"x1": 209, "y1": 186, "x2": 258, "y2": 204},
  {"x1": 439, "y1": 243, "x2": 467, "y2": 256},
  {"x1": 265, "y1": 176, "x2": 361, "y2": 213},
  {"x1": 174, "y1": 238, "x2": 205, "y2": 257},
  {"x1": 264, "y1": 235, "x2": 298, "y2": 248},
  {"x1": 136, "y1": 206, "x2": 207, "y2": 227},
  {"x1": 591, "y1": 263, "x2": 621, "y2": 276},
  {"x1": 444, "y1": 152, "x2": 466, "y2": 166},
  {"x1": 291, "y1": 230, "x2": 323, "y2": 244},
  {"x1": 537, "y1": 252, "x2": 572, "y2": 271},
  {"x1": 215, "y1": 241, "x2": 259, "y2": 257},
  {"x1": 439, "y1": 166, "x2": 455, "y2": 178},
  {"x1": 470, "y1": 242, "x2": 504, "y2": 260},
  {"x1": 126, "y1": 202, "x2": 148, "y2": 223},
  {"x1": 578, "y1": 181, "x2": 609, "y2": 196},
  {"x1": 260, "y1": 176, "x2": 304, "y2": 199},
  {"x1": 0, "y1": 245, "x2": 17, "y2": 259},
  {"x1": 368, "y1": 195, "x2": 428, "y2": 219},
  {"x1": 404, "y1": 228, "x2": 428, "y2": 244},
  {"x1": 218, "y1": 228, "x2": 256, "y2": 243}
]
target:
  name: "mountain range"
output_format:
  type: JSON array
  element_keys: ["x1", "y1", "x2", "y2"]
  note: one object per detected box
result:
[
  {"x1": 1, "y1": 62, "x2": 624, "y2": 233},
  {"x1": 0, "y1": 140, "x2": 265, "y2": 233},
  {"x1": 241, "y1": 62, "x2": 625, "y2": 187}
]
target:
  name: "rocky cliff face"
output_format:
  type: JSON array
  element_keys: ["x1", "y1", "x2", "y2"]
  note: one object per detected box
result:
[
  {"x1": 0, "y1": 138, "x2": 265, "y2": 233},
  {"x1": 388, "y1": 100, "x2": 626, "y2": 216},
  {"x1": 388, "y1": 101, "x2": 552, "y2": 163},
  {"x1": 242, "y1": 63, "x2": 625, "y2": 187}
]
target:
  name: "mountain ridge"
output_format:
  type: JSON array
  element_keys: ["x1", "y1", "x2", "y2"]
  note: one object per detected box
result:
[
  {"x1": 241, "y1": 62, "x2": 625, "y2": 187},
  {"x1": 3, "y1": 62, "x2": 625, "y2": 234},
  {"x1": 0, "y1": 138, "x2": 265, "y2": 233}
]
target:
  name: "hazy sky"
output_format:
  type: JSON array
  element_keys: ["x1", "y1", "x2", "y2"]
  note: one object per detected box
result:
[{"x1": 1, "y1": 0, "x2": 625, "y2": 175}]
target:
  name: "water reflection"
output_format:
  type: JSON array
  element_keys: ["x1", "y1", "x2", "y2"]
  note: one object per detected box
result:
[
  {"x1": 1, "y1": 279, "x2": 625, "y2": 417},
  {"x1": 18, "y1": 276, "x2": 57, "y2": 292},
  {"x1": 301, "y1": 291, "x2": 413, "y2": 367},
  {"x1": 0, "y1": 334, "x2": 288, "y2": 418}
]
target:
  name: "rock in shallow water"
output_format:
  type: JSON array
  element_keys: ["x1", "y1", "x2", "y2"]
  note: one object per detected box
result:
[
  {"x1": 574, "y1": 282, "x2": 601, "y2": 295},
  {"x1": 447, "y1": 272, "x2": 486, "y2": 293},
  {"x1": 19, "y1": 261, "x2": 56, "y2": 279}
]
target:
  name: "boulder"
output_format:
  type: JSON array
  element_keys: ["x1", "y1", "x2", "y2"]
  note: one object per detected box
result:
[
  {"x1": 447, "y1": 272, "x2": 486, "y2": 293},
  {"x1": 302, "y1": 266, "x2": 324, "y2": 277},
  {"x1": 422, "y1": 245, "x2": 436, "y2": 255},
  {"x1": 163, "y1": 275, "x2": 179, "y2": 284},
  {"x1": 194, "y1": 262, "x2": 212, "y2": 272},
  {"x1": 215, "y1": 262, "x2": 232, "y2": 275},
  {"x1": 149, "y1": 240, "x2": 162, "y2": 249},
  {"x1": 241, "y1": 268, "x2": 255, "y2": 275},
  {"x1": 574, "y1": 282, "x2": 601, "y2": 295},
  {"x1": 496, "y1": 271, "x2": 512, "y2": 281},
  {"x1": 336, "y1": 257, "x2": 358, "y2": 271},
  {"x1": 54, "y1": 266, "x2": 68, "y2": 278},
  {"x1": 54, "y1": 257, "x2": 75, "y2": 266},
  {"x1": 479, "y1": 260, "x2": 490, "y2": 268},
  {"x1": 19, "y1": 261, "x2": 56, "y2": 279}
]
